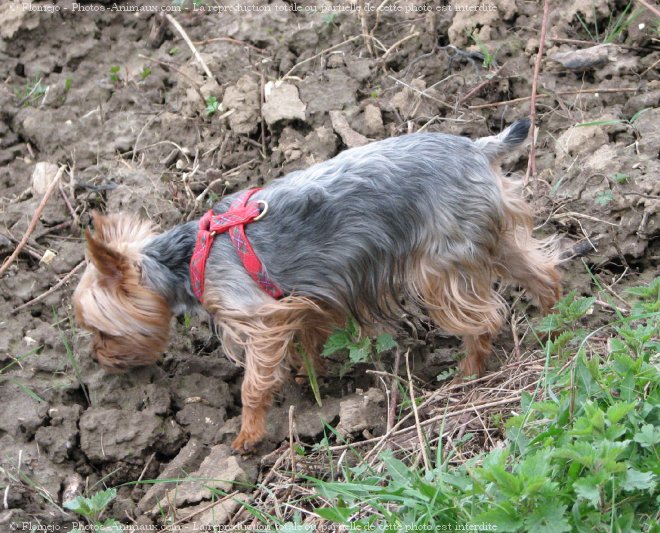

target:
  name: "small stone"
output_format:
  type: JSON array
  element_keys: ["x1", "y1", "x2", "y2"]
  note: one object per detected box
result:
[
  {"x1": 221, "y1": 74, "x2": 260, "y2": 135},
  {"x1": 31, "y1": 162, "x2": 59, "y2": 195},
  {"x1": 330, "y1": 110, "x2": 368, "y2": 148},
  {"x1": 362, "y1": 104, "x2": 384, "y2": 137},
  {"x1": 326, "y1": 53, "x2": 345, "y2": 69},
  {"x1": 153, "y1": 445, "x2": 249, "y2": 511},
  {"x1": 336, "y1": 388, "x2": 386, "y2": 436},
  {"x1": 262, "y1": 82, "x2": 306, "y2": 126}
]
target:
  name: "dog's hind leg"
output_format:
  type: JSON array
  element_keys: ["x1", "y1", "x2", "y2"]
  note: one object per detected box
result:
[
  {"x1": 413, "y1": 261, "x2": 506, "y2": 377},
  {"x1": 496, "y1": 178, "x2": 562, "y2": 312}
]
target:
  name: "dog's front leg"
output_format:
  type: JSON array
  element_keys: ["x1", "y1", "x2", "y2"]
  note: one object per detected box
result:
[{"x1": 231, "y1": 330, "x2": 291, "y2": 452}]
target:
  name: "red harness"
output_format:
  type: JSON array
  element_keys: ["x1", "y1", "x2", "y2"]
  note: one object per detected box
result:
[{"x1": 190, "y1": 188, "x2": 284, "y2": 303}]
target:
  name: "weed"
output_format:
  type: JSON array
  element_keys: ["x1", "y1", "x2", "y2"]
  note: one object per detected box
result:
[
  {"x1": 169, "y1": 46, "x2": 180, "y2": 56},
  {"x1": 595, "y1": 189, "x2": 614, "y2": 207},
  {"x1": 369, "y1": 86, "x2": 381, "y2": 99},
  {"x1": 108, "y1": 65, "x2": 121, "y2": 84},
  {"x1": 322, "y1": 316, "x2": 396, "y2": 375},
  {"x1": 468, "y1": 30, "x2": 497, "y2": 69},
  {"x1": 612, "y1": 172, "x2": 629, "y2": 184},
  {"x1": 577, "y1": 107, "x2": 649, "y2": 138},
  {"x1": 65, "y1": 488, "x2": 121, "y2": 532},
  {"x1": 576, "y1": 2, "x2": 642, "y2": 43},
  {"x1": 323, "y1": 13, "x2": 337, "y2": 26},
  {"x1": 139, "y1": 66, "x2": 152, "y2": 81},
  {"x1": 15, "y1": 76, "x2": 48, "y2": 107},
  {"x1": 309, "y1": 278, "x2": 659, "y2": 531},
  {"x1": 205, "y1": 95, "x2": 220, "y2": 116}
]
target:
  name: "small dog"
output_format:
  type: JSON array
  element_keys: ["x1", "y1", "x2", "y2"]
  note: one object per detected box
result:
[{"x1": 73, "y1": 119, "x2": 561, "y2": 451}]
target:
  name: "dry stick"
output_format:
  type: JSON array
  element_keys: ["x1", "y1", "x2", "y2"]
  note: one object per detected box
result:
[
  {"x1": 525, "y1": 0, "x2": 550, "y2": 186},
  {"x1": 386, "y1": 349, "x2": 402, "y2": 433},
  {"x1": 283, "y1": 35, "x2": 362, "y2": 80},
  {"x1": 468, "y1": 87, "x2": 639, "y2": 109},
  {"x1": 0, "y1": 165, "x2": 66, "y2": 277},
  {"x1": 457, "y1": 65, "x2": 504, "y2": 105},
  {"x1": 379, "y1": 32, "x2": 420, "y2": 63},
  {"x1": 12, "y1": 261, "x2": 85, "y2": 314},
  {"x1": 171, "y1": 491, "x2": 239, "y2": 527},
  {"x1": 637, "y1": 0, "x2": 660, "y2": 17},
  {"x1": 193, "y1": 36, "x2": 265, "y2": 53},
  {"x1": 165, "y1": 14, "x2": 215, "y2": 82},
  {"x1": 138, "y1": 54, "x2": 206, "y2": 104},
  {"x1": 405, "y1": 350, "x2": 431, "y2": 471}
]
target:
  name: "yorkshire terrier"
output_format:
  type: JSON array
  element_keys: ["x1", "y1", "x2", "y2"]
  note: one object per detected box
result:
[{"x1": 73, "y1": 119, "x2": 561, "y2": 452}]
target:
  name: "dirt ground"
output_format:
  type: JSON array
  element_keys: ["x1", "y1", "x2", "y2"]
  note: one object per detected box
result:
[{"x1": 0, "y1": 0, "x2": 658, "y2": 528}]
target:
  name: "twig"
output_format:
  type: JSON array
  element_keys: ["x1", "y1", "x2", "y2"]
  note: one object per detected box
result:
[
  {"x1": 282, "y1": 35, "x2": 362, "y2": 79},
  {"x1": 288, "y1": 405, "x2": 297, "y2": 477},
  {"x1": 457, "y1": 65, "x2": 503, "y2": 105},
  {"x1": 467, "y1": 87, "x2": 639, "y2": 109},
  {"x1": 525, "y1": 0, "x2": 550, "y2": 185},
  {"x1": 379, "y1": 32, "x2": 420, "y2": 62},
  {"x1": 193, "y1": 36, "x2": 265, "y2": 53},
  {"x1": 137, "y1": 453, "x2": 156, "y2": 483},
  {"x1": 58, "y1": 184, "x2": 78, "y2": 226},
  {"x1": 171, "y1": 491, "x2": 239, "y2": 526},
  {"x1": 138, "y1": 54, "x2": 206, "y2": 104},
  {"x1": 165, "y1": 14, "x2": 215, "y2": 82},
  {"x1": 387, "y1": 349, "x2": 401, "y2": 433},
  {"x1": 405, "y1": 350, "x2": 431, "y2": 471},
  {"x1": 548, "y1": 37, "x2": 657, "y2": 53},
  {"x1": 637, "y1": 0, "x2": 660, "y2": 18},
  {"x1": 0, "y1": 165, "x2": 66, "y2": 277}
]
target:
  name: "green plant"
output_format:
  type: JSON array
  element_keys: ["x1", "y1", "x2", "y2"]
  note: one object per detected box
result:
[
  {"x1": 576, "y1": 2, "x2": 642, "y2": 43},
  {"x1": 577, "y1": 108, "x2": 649, "y2": 137},
  {"x1": 468, "y1": 30, "x2": 497, "y2": 69},
  {"x1": 109, "y1": 65, "x2": 121, "y2": 83},
  {"x1": 322, "y1": 316, "x2": 396, "y2": 375},
  {"x1": 15, "y1": 76, "x2": 48, "y2": 107},
  {"x1": 64, "y1": 488, "x2": 121, "y2": 532},
  {"x1": 169, "y1": 46, "x2": 180, "y2": 56},
  {"x1": 139, "y1": 66, "x2": 152, "y2": 81},
  {"x1": 205, "y1": 95, "x2": 220, "y2": 116},
  {"x1": 611, "y1": 172, "x2": 629, "y2": 184},
  {"x1": 595, "y1": 188, "x2": 614, "y2": 207},
  {"x1": 309, "y1": 278, "x2": 659, "y2": 532}
]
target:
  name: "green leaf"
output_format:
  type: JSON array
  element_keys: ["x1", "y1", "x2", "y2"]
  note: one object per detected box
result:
[
  {"x1": 348, "y1": 337, "x2": 371, "y2": 364},
  {"x1": 375, "y1": 333, "x2": 396, "y2": 353},
  {"x1": 322, "y1": 331, "x2": 351, "y2": 356},
  {"x1": 634, "y1": 424, "x2": 660, "y2": 449},
  {"x1": 476, "y1": 504, "x2": 523, "y2": 532},
  {"x1": 89, "y1": 488, "x2": 117, "y2": 513},
  {"x1": 64, "y1": 495, "x2": 94, "y2": 517},
  {"x1": 622, "y1": 468, "x2": 656, "y2": 492},
  {"x1": 573, "y1": 477, "x2": 601, "y2": 509},
  {"x1": 315, "y1": 505, "x2": 353, "y2": 523},
  {"x1": 523, "y1": 502, "x2": 571, "y2": 533},
  {"x1": 606, "y1": 402, "x2": 636, "y2": 424},
  {"x1": 595, "y1": 189, "x2": 614, "y2": 207}
]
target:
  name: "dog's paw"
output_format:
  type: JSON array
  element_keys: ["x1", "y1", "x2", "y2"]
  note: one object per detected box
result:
[{"x1": 231, "y1": 429, "x2": 265, "y2": 454}]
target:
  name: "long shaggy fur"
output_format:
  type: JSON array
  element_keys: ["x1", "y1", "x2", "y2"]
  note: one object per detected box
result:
[{"x1": 73, "y1": 119, "x2": 561, "y2": 451}]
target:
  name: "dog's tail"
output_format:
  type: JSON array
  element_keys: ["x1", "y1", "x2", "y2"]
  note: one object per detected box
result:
[{"x1": 474, "y1": 118, "x2": 531, "y2": 162}]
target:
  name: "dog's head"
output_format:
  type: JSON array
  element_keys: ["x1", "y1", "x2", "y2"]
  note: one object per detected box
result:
[{"x1": 72, "y1": 212, "x2": 172, "y2": 372}]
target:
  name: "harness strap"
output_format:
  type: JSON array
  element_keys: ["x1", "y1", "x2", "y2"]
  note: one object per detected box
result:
[{"x1": 190, "y1": 188, "x2": 284, "y2": 303}]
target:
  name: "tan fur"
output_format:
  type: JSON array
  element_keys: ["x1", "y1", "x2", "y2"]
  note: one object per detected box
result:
[
  {"x1": 73, "y1": 213, "x2": 171, "y2": 372},
  {"x1": 203, "y1": 293, "x2": 343, "y2": 449}
]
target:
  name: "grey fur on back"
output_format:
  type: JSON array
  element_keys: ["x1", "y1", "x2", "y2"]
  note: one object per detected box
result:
[{"x1": 150, "y1": 120, "x2": 532, "y2": 322}]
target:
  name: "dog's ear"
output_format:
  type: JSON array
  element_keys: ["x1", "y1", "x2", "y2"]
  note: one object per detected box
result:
[
  {"x1": 90, "y1": 210, "x2": 109, "y2": 241},
  {"x1": 85, "y1": 228, "x2": 128, "y2": 281}
]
